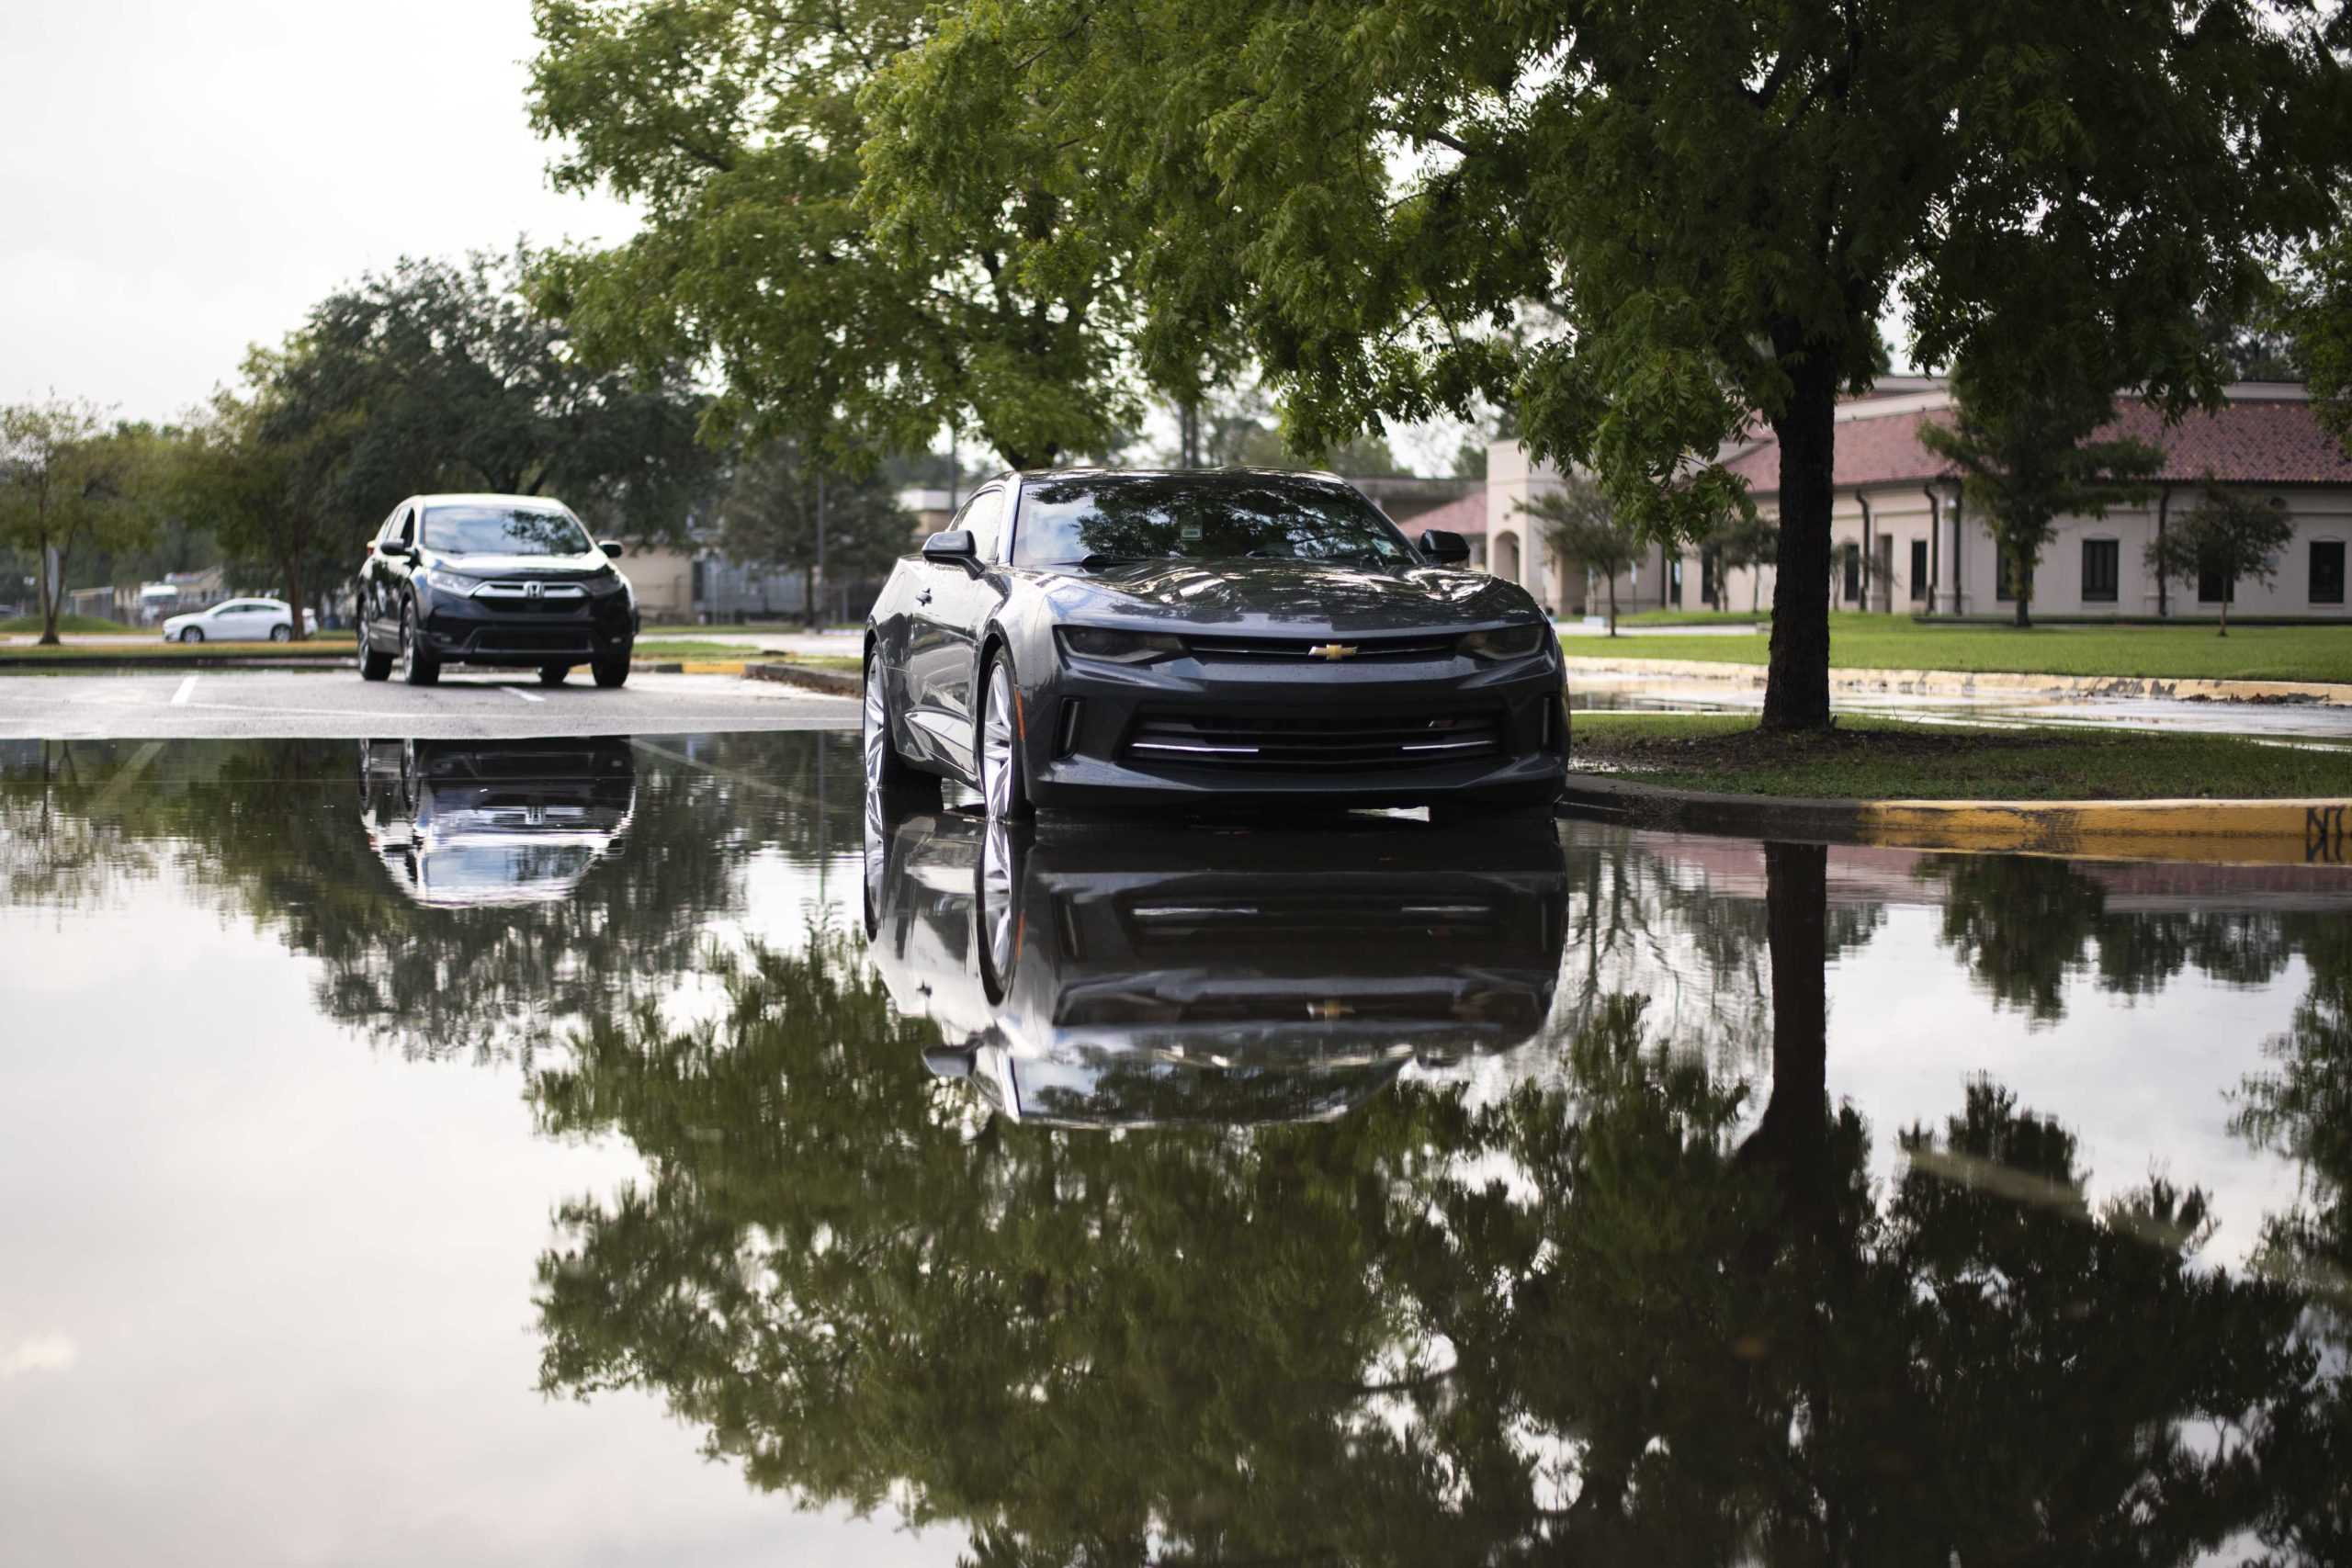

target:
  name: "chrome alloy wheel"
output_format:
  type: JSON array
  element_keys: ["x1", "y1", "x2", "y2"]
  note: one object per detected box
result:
[
  {"x1": 863, "y1": 660, "x2": 889, "y2": 782},
  {"x1": 980, "y1": 661, "x2": 1017, "y2": 819},
  {"x1": 398, "y1": 610, "x2": 416, "y2": 681}
]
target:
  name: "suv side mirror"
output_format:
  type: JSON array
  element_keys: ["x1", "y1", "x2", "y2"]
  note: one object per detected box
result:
[
  {"x1": 922, "y1": 528, "x2": 978, "y2": 567},
  {"x1": 378, "y1": 541, "x2": 413, "y2": 560},
  {"x1": 1419, "y1": 528, "x2": 1472, "y2": 565},
  {"x1": 597, "y1": 539, "x2": 627, "y2": 558}
]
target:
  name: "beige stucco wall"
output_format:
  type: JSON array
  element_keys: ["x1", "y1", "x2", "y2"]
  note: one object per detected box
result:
[{"x1": 623, "y1": 545, "x2": 695, "y2": 623}]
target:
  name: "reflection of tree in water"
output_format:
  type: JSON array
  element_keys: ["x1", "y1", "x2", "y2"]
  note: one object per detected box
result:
[
  {"x1": 2235, "y1": 912, "x2": 2352, "y2": 1565},
  {"x1": 1920, "y1": 853, "x2": 2302, "y2": 1021},
  {"x1": 532, "y1": 850, "x2": 2336, "y2": 1564},
  {"x1": 1, "y1": 734, "x2": 867, "y2": 1062}
]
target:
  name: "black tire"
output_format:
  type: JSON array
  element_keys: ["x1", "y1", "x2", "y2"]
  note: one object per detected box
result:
[
  {"x1": 357, "y1": 632, "x2": 393, "y2": 682},
  {"x1": 591, "y1": 655, "x2": 629, "y2": 689},
  {"x1": 268, "y1": 624, "x2": 291, "y2": 643},
  {"x1": 398, "y1": 605, "x2": 440, "y2": 687},
  {"x1": 538, "y1": 664, "x2": 570, "y2": 687},
  {"x1": 180, "y1": 626, "x2": 203, "y2": 644}
]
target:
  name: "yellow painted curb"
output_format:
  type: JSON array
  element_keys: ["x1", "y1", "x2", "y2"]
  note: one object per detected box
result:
[
  {"x1": 1858, "y1": 797, "x2": 2352, "y2": 866},
  {"x1": 678, "y1": 660, "x2": 748, "y2": 676}
]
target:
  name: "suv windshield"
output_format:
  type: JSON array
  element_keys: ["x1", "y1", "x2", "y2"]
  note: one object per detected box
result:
[
  {"x1": 423, "y1": 505, "x2": 594, "y2": 558},
  {"x1": 1012, "y1": 474, "x2": 1416, "y2": 568}
]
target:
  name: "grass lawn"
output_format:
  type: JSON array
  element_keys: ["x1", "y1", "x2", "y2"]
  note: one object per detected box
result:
[
  {"x1": 1565, "y1": 613, "x2": 2352, "y2": 684},
  {"x1": 632, "y1": 640, "x2": 769, "y2": 660},
  {"x1": 0, "y1": 613, "x2": 143, "y2": 636},
  {"x1": 1571, "y1": 713, "x2": 2352, "y2": 800},
  {"x1": 1610, "y1": 607, "x2": 1770, "y2": 627}
]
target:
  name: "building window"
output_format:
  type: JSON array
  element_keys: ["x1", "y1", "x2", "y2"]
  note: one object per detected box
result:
[
  {"x1": 1909, "y1": 538, "x2": 1928, "y2": 603},
  {"x1": 2198, "y1": 565, "x2": 2232, "y2": 604},
  {"x1": 2081, "y1": 538, "x2": 2120, "y2": 604},
  {"x1": 2314, "y1": 540, "x2": 2346, "y2": 605},
  {"x1": 1841, "y1": 543, "x2": 1861, "y2": 604}
]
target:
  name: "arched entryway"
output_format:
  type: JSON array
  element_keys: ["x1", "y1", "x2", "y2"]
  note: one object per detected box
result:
[{"x1": 1492, "y1": 529, "x2": 1521, "y2": 585}]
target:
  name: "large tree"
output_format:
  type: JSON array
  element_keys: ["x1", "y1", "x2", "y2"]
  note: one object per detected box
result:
[
  {"x1": 279, "y1": 248, "x2": 715, "y2": 543},
  {"x1": 174, "y1": 358, "x2": 350, "y2": 640},
  {"x1": 0, "y1": 399, "x2": 159, "y2": 644},
  {"x1": 1920, "y1": 359, "x2": 2164, "y2": 627},
  {"x1": 870, "y1": 0, "x2": 2348, "y2": 729},
  {"x1": 526, "y1": 0, "x2": 1147, "y2": 472}
]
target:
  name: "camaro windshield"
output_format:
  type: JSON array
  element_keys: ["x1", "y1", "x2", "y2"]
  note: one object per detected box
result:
[
  {"x1": 424, "y1": 506, "x2": 594, "y2": 558},
  {"x1": 1012, "y1": 475, "x2": 1416, "y2": 568}
]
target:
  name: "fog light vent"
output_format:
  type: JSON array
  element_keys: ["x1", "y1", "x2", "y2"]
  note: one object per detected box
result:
[{"x1": 1055, "y1": 698, "x2": 1084, "y2": 757}]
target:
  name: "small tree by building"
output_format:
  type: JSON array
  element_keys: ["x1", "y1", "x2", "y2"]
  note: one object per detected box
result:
[
  {"x1": 2144, "y1": 484, "x2": 2296, "y2": 637},
  {"x1": 1706, "y1": 514, "x2": 1781, "y2": 615},
  {"x1": 721, "y1": 440, "x2": 914, "y2": 626},
  {"x1": 1919, "y1": 363, "x2": 2162, "y2": 629},
  {"x1": 1520, "y1": 478, "x2": 1640, "y2": 636}
]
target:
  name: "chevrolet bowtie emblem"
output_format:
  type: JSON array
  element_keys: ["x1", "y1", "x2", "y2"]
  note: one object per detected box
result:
[{"x1": 1308, "y1": 643, "x2": 1358, "y2": 660}]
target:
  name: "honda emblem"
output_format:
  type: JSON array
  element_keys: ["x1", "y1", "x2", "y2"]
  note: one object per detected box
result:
[{"x1": 526, "y1": 582, "x2": 543, "y2": 600}]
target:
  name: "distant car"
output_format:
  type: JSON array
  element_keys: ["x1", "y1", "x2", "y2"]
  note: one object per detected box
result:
[
  {"x1": 356, "y1": 493, "x2": 638, "y2": 688},
  {"x1": 862, "y1": 468, "x2": 1567, "y2": 820},
  {"x1": 162, "y1": 598, "x2": 315, "y2": 643}
]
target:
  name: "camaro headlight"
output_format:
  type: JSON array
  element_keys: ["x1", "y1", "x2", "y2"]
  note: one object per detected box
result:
[
  {"x1": 1460, "y1": 623, "x2": 1547, "y2": 660},
  {"x1": 1058, "y1": 626, "x2": 1188, "y2": 664},
  {"x1": 420, "y1": 569, "x2": 485, "y2": 595}
]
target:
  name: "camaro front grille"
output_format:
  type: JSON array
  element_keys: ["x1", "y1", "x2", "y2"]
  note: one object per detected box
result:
[
  {"x1": 1124, "y1": 708, "x2": 1503, "y2": 769},
  {"x1": 1181, "y1": 633, "x2": 1459, "y2": 660}
]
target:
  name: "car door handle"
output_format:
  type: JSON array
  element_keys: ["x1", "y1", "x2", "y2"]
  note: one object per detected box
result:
[{"x1": 916, "y1": 588, "x2": 933, "y2": 605}]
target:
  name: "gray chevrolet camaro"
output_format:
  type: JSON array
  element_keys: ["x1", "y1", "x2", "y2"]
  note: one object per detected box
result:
[{"x1": 863, "y1": 468, "x2": 1568, "y2": 818}]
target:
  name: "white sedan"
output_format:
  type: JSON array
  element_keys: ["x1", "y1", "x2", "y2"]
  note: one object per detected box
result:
[{"x1": 162, "y1": 598, "x2": 315, "y2": 643}]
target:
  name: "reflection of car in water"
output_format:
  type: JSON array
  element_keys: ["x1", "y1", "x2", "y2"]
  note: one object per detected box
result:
[
  {"x1": 359, "y1": 739, "x2": 636, "y2": 908},
  {"x1": 863, "y1": 789, "x2": 1568, "y2": 1128}
]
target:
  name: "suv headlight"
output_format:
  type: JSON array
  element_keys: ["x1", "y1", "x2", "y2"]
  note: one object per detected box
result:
[
  {"x1": 420, "y1": 569, "x2": 485, "y2": 596},
  {"x1": 1058, "y1": 626, "x2": 1187, "y2": 664},
  {"x1": 1460, "y1": 624, "x2": 1547, "y2": 660}
]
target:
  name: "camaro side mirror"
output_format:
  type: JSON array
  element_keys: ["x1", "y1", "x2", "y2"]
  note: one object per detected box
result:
[
  {"x1": 1420, "y1": 528, "x2": 1472, "y2": 565},
  {"x1": 922, "y1": 528, "x2": 978, "y2": 567},
  {"x1": 597, "y1": 539, "x2": 627, "y2": 558}
]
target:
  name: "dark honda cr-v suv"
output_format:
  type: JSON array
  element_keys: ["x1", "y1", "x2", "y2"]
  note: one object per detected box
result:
[{"x1": 357, "y1": 493, "x2": 639, "y2": 688}]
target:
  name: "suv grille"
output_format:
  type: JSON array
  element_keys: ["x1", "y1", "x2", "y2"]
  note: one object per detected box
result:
[
  {"x1": 1125, "y1": 709, "x2": 1502, "y2": 769},
  {"x1": 472, "y1": 581, "x2": 591, "y2": 614}
]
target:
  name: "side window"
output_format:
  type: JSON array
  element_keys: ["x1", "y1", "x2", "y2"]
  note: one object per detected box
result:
[
  {"x1": 955, "y1": 487, "x2": 1005, "y2": 562},
  {"x1": 394, "y1": 507, "x2": 415, "y2": 547}
]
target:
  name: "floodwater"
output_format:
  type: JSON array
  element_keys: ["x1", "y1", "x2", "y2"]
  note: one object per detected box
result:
[{"x1": 3, "y1": 733, "x2": 2348, "y2": 1567}]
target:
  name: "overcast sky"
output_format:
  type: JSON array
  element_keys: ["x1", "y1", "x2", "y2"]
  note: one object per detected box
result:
[{"x1": 1, "y1": 0, "x2": 637, "y2": 425}]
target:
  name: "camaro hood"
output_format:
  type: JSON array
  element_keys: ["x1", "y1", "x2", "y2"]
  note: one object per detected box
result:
[{"x1": 1043, "y1": 558, "x2": 1538, "y2": 634}]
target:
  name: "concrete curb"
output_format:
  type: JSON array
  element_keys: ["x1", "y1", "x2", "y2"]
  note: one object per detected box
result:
[
  {"x1": 1560, "y1": 654, "x2": 2352, "y2": 707},
  {"x1": 1560, "y1": 773, "x2": 2352, "y2": 866},
  {"x1": 0, "y1": 650, "x2": 352, "y2": 671},
  {"x1": 743, "y1": 660, "x2": 860, "y2": 697}
]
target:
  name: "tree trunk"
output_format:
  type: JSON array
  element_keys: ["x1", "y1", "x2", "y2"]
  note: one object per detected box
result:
[
  {"x1": 2218, "y1": 588, "x2": 2230, "y2": 638},
  {"x1": 1606, "y1": 573, "x2": 1618, "y2": 637},
  {"x1": 1741, "y1": 840, "x2": 1833, "y2": 1234},
  {"x1": 38, "y1": 536, "x2": 62, "y2": 647},
  {"x1": 283, "y1": 554, "x2": 306, "y2": 642},
  {"x1": 1761, "y1": 347, "x2": 1837, "y2": 732},
  {"x1": 802, "y1": 562, "x2": 818, "y2": 630}
]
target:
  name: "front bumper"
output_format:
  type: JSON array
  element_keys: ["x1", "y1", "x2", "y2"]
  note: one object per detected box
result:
[
  {"x1": 419, "y1": 592, "x2": 637, "y2": 667},
  {"x1": 1024, "y1": 652, "x2": 1568, "y2": 809}
]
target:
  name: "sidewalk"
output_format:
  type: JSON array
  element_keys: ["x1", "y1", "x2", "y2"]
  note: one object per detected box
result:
[{"x1": 1561, "y1": 651, "x2": 2352, "y2": 707}]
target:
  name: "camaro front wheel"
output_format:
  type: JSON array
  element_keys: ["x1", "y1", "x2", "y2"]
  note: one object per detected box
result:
[{"x1": 978, "y1": 653, "x2": 1032, "y2": 821}]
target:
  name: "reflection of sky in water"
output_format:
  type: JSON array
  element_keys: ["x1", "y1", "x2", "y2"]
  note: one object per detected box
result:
[{"x1": 3, "y1": 733, "x2": 2346, "y2": 1564}]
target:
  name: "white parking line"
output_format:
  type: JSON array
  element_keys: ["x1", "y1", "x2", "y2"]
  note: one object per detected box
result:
[
  {"x1": 504, "y1": 686, "x2": 546, "y2": 703},
  {"x1": 170, "y1": 675, "x2": 198, "y2": 706}
]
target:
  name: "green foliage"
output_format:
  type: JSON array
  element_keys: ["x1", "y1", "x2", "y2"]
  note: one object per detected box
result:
[
  {"x1": 2145, "y1": 484, "x2": 2301, "y2": 635},
  {"x1": 1919, "y1": 360, "x2": 2163, "y2": 626},
  {"x1": 1705, "y1": 513, "x2": 1781, "y2": 613},
  {"x1": 2292, "y1": 228, "x2": 2352, "y2": 454},
  {"x1": 173, "y1": 378, "x2": 341, "y2": 637},
  {"x1": 0, "y1": 398, "x2": 163, "y2": 644},
  {"x1": 1520, "y1": 476, "x2": 1638, "y2": 632},
  {"x1": 528, "y1": 0, "x2": 1144, "y2": 471},
  {"x1": 277, "y1": 248, "x2": 715, "y2": 543},
  {"x1": 871, "y1": 0, "x2": 2347, "y2": 728}
]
